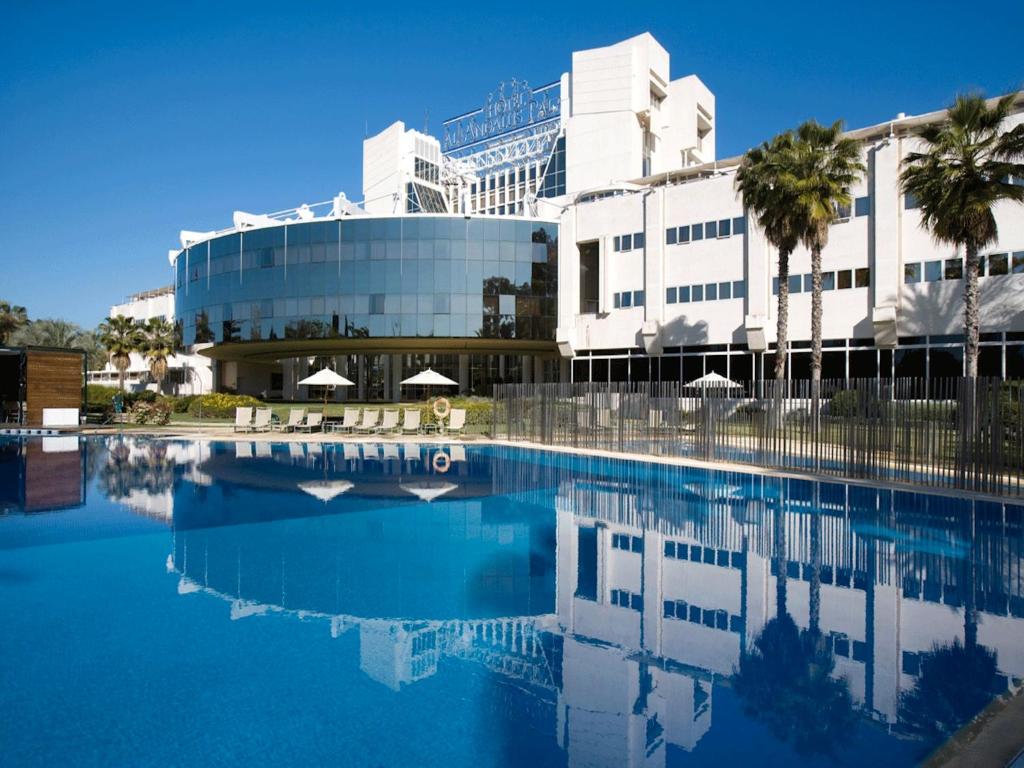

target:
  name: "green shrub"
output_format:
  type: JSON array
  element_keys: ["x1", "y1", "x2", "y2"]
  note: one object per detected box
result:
[
  {"x1": 187, "y1": 392, "x2": 263, "y2": 418},
  {"x1": 172, "y1": 394, "x2": 198, "y2": 413},
  {"x1": 87, "y1": 384, "x2": 121, "y2": 408},
  {"x1": 129, "y1": 400, "x2": 171, "y2": 425}
]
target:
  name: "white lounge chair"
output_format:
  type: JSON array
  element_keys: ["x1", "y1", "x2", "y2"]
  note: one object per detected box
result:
[
  {"x1": 255, "y1": 441, "x2": 272, "y2": 458},
  {"x1": 276, "y1": 408, "x2": 306, "y2": 432},
  {"x1": 289, "y1": 443, "x2": 306, "y2": 462},
  {"x1": 362, "y1": 443, "x2": 381, "y2": 461},
  {"x1": 355, "y1": 409, "x2": 379, "y2": 434},
  {"x1": 449, "y1": 444, "x2": 467, "y2": 463},
  {"x1": 233, "y1": 407, "x2": 254, "y2": 432},
  {"x1": 296, "y1": 412, "x2": 323, "y2": 433},
  {"x1": 251, "y1": 408, "x2": 273, "y2": 433},
  {"x1": 334, "y1": 407, "x2": 361, "y2": 434},
  {"x1": 400, "y1": 408, "x2": 421, "y2": 435},
  {"x1": 383, "y1": 443, "x2": 400, "y2": 461},
  {"x1": 235, "y1": 442, "x2": 253, "y2": 459},
  {"x1": 376, "y1": 409, "x2": 400, "y2": 434},
  {"x1": 343, "y1": 443, "x2": 361, "y2": 463},
  {"x1": 448, "y1": 408, "x2": 467, "y2": 437}
]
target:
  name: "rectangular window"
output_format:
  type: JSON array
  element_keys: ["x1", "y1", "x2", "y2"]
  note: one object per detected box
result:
[
  {"x1": 692, "y1": 284, "x2": 704, "y2": 301},
  {"x1": 945, "y1": 258, "x2": 963, "y2": 280},
  {"x1": 822, "y1": 272, "x2": 835, "y2": 290},
  {"x1": 904, "y1": 263, "x2": 922, "y2": 283},
  {"x1": 855, "y1": 267, "x2": 870, "y2": 288},
  {"x1": 772, "y1": 277, "x2": 780, "y2": 296},
  {"x1": 905, "y1": 192, "x2": 920, "y2": 209},
  {"x1": 1014, "y1": 252, "x2": 1024, "y2": 274},
  {"x1": 836, "y1": 201, "x2": 852, "y2": 220},
  {"x1": 719, "y1": 281, "x2": 731, "y2": 299},
  {"x1": 692, "y1": 223, "x2": 704, "y2": 241},
  {"x1": 718, "y1": 218, "x2": 731, "y2": 237},
  {"x1": 633, "y1": 290, "x2": 645, "y2": 306},
  {"x1": 370, "y1": 294, "x2": 385, "y2": 314},
  {"x1": 613, "y1": 292, "x2": 621, "y2": 309},
  {"x1": 679, "y1": 225, "x2": 690, "y2": 244},
  {"x1": 621, "y1": 291, "x2": 632, "y2": 307},
  {"x1": 706, "y1": 283, "x2": 718, "y2": 300},
  {"x1": 854, "y1": 196, "x2": 871, "y2": 217},
  {"x1": 622, "y1": 234, "x2": 632, "y2": 251},
  {"x1": 633, "y1": 232, "x2": 645, "y2": 249},
  {"x1": 925, "y1": 260, "x2": 942, "y2": 282},
  {"x1": 666, "y1": 227, "x2": 677, "y2": 245},
  {"x1": 988, "y1": 253, "x2": 1009, "y2": 276},
  {"x1": 803, "y1": 273, "x2": 813, "y2": 292},
  {"x1": 838, "y1": 270, "x2": 852, "y2": 289},
  {"x1": 666, "y1": 287, "x2": 677, "y2": 304},
  {"x1": 679, "y1": 285, "x2": 691, "y2": 303},
  {"x1": 788, "y1": 275, "x2": 802, "y2": 294},
  {"x1": 613, "y1": 236, "x2": 620, "y2": 252},
  {"x1": 732, "y1": 280, "x2": 746, "y2": 298},
  {"x1": 732, "y1": 216, "x2": 746, "y2": 235},
  {"x1": 705, "y1": 220, "x2": 718, "y2": 239}
]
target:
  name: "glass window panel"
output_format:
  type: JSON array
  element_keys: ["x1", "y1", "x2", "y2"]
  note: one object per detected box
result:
[
  {"x1": 803, "y1": 273, "x2": 813, "y2": 292},
  {"x1": 944, "y1": 259, "x2": 963, "y2": 280},
  {"x1": 679, "y1": 225, "x2": 690, "y2": 243},
  {"x1": 732, "y1": 280, "x2": 745, "y2": 298},
  {"x1": 788, "y1": 275, "x2": 802, "y2": 293},
  {"x1": 719, "y1": 281, "x2": 731, "y2": 299},
  {"x1": 925, "y1": 260, "x2": 942, "y2": 282},
  {"x1": 705, "y1": 221, "x2": 717, "y2": 238},
  {"x1": 666, "y1": 227, "x2": 677, "y2": 245},
  {"x1": 666, "y1": 287, "x2": 677, "y2": 303},
  {"x1": 1013, "y1": 252, "x2": 1024, "y2": 274},
  {"x1": 904, "y1": 263, "x2": 922, "y2": 283},
  {"x1": 622, "y1": 234, "x2": 632, "y2": 251},
  {"x1": 633, "y1": 290, "x2": 644, "y2": 306},
  {"x1": 837, "y1": 270, "x2": 852, "y2": 289},
  {"x1": 679, "y1": 286, "x2": 690, "y2": 303},
  {"x1": 692, "y1": 284, "x2": 703, "y2": 301},
  {"x1": 634, "y1": 232, "x2": 645, "y2": 249},
  {"x1": 706, "y1": 283, "x2": 717, "y2": 300},
  {"x1": 719, "y1": 218, "x2": 731, "y2": 237},
  {"x1": 988, "y1": 253, "x2": 1008, "y2": 276},
  {"x1": 822, "y1": 272, "x2": 835, "y2": 290},
  {"x1": 621, "y1": 292, "x2": 632, "y2": 307},
  {"x1": 732, "y1": 216, "x2": 746, "y2": 235},
  {"x1": 855, "y1": 267, "x2": 870, "y2": 288},
  {"x1": 855, "y1": 196, "x2": 870, "y2": 216},
  {"x1": 692, "y1": 223, "x2": 704, "y2": 241}
]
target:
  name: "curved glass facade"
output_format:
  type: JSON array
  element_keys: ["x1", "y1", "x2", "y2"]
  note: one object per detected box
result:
[{"x1": 174, "y1": 215, "x2": 558, "y2": 347}]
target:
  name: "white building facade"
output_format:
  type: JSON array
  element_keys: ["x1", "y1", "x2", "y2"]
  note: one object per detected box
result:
[{"x1": 166, "y1": 32, "x2": 1024, "y2": 398}]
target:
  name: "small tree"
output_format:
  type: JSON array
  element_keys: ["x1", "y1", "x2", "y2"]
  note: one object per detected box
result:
[
  {"x1": 900, "y1": 93, "x2": 1024, "y2": 377},
  {"x1": 0, "y1": 301, "x2": 28, "y2": 344},
  {"x1": 141, "y1": 317, "x2": 175, "y2": 394},
  {"x1": 98, "y1": 316, "x2": 143, "y2": 391}
]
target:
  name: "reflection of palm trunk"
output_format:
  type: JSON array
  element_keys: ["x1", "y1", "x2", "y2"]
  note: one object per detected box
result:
[
  {"x1": 809, "y1": 484, "x2": 821, "y2": 635},
  {"x1": 775, "y1": 489, "x2": 788, "y2": 617},
  {"x1": 964, "y1": 502, "x2": 978, "y2": 651}
]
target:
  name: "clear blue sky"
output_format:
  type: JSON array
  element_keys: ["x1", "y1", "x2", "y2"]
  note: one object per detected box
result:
[{"x1": 2, "y1": 0, "x2": 1021, "y2": 328}]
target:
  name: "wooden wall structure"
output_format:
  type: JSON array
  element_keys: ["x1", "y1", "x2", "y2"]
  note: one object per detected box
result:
[{"x1": 0, "y1": 348, "x2": 85, "y2": 426}]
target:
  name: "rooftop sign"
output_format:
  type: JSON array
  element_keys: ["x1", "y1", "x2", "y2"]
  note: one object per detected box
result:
[{"x1": 442, "y1": 80, "x2": 560, "y2": 152}]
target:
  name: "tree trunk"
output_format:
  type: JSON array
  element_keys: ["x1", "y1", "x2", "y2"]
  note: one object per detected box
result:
[
  {"x1": 775, "y1": 249, "x2": 790, "y2": 381},
  {"x1": 810, "y1": 484, "x2": 822, "y2": 635},
  {"x1": 810, "y1": 245, "x2": 824, "y2": 464},
  {"x1": 774, "y1": 489, "x2": 788, "y2": 618},
  {"x1": 963, "y1": 243, "x2": 980, "y2": 378}
]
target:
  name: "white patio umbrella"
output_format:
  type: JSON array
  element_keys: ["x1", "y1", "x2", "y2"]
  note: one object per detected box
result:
[
  {"x1": 298, "y1": 367, "x2": 355, "y2": 407},
  {"x1": 298, "y1": 479, "x2": 354, "y2": 503},
  {"x1": 400, "y1": 480, "x2": 458, "y2": 503},
  {"x1": 400, "y1": 368, "x2": 458, "y2": 387},
  {"x1": 685, "y1": 371, "x2": 742, "y2": 389}
]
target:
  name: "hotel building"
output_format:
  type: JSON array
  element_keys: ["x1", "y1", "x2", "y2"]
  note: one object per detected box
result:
[{"x1": 156, "y1": 33, "x2": 1024, "y2": 399}]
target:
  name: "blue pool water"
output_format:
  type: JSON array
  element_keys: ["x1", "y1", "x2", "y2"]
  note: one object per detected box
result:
[{"x1": 1, "y1": 436, "x2": 1022, "y2": 766}]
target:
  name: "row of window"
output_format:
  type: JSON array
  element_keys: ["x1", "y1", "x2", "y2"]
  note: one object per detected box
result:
[
  {"x1": 772, "y1": 268, "x2": 870, "y2": 296},
  {"x1": 664, "y1": 541, "x2": 744, "y2": 569},
  {"x1": 904, "y1": 251, "x2": 1024, "y2": 283},
  {"x1": 770, "y1": 559, "x2": 869, "y2": 591},
  {"x1": 611, "y1": 533, "x2": 644, "y2": 553},
  {"x1": 667, "y1": 280, "x2": 745, "y2": 305},
  {"x1": 662, "y1": 599, "x2": 744, "y2": 635},
  {"x1": 666, "y1": 216, "x2": 746, "y2": 245},
  {"x1": 612, "y1": 232, "x2": 646, "y2": 252},
  {"x1": 610, "y1": 588, "x2": 643, "y2": 611},
  {"x1": 612, "y1": 290, "x2": 645, "y2": 309}
]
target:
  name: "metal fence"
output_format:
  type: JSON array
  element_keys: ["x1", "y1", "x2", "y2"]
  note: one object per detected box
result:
[{"x1": 492, "y1": 377, "x2": 1024, "y2": 498}]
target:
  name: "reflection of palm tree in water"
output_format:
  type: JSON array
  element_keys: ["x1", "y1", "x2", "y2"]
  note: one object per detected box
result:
[
  {"x1": 100, "y1": 440, "x2": 176, "y2": 500},
  {"x1": 733, "y1": 482, "x2": 855, "y2": 756},
  {"x1": 900, "y1": 501, "x2": 999, "y2": 740}
]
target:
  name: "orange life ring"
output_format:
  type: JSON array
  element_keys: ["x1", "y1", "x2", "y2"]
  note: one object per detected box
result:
[
  {"x1": 432, "y1": 451, "x2": 451, "y2": 474},
  {"x1": 433, "y1": 396, "x2": 451, "y2": 420}
]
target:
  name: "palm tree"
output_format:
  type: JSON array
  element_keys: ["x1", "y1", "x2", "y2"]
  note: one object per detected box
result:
[
  {"x1": 11, "y1": 318, "x2": 85, "y2": 348},
  {"x1": 0, "y1": 301, "x2": 28, "y2": 344},
  {"x1": 900, "y1": 93, "x2": 1024, "y2": 377},
  {"x1": 736, "y1": 132, "x2": 803, "y2": 382},
  {"x1": 790, "y1": 121, "x2": 864, "y2": 385},
  {"x1": 98, "y1": 316, "x2": 143, "y2": 391},
  {"x1": 140, "y1": 317, "x2": 175, "y2": 394}
]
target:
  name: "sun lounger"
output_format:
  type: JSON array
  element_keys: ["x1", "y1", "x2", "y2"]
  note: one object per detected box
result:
[
  {"x1": 289, "y1": 443, "x2": 306, "y2": 462},
  {"x1": 296, "y1": 412, "x2": 323, "y2": 433},
  {"x1": 383, "y1": 443, "x2": 400, "y2": 461},
  {"x1": 449, "y1": 444, "x2": 466, "y2": 463},
  {"x1": 403, "y1": 444, "x2": 421, "y2": 465},
  {"x1": 251, "y1": 408, "x2": 273, "y2": 433},
  {"x1": 343, "y1": 443, "x2": 361, "y2": 462},
  {"x1": 355, "y1": 409, "x2": 379, "y2": 434},
  {"x1": 400, "y1": 408, "x2": 421, "y2": 435},
  {"x1": 376, "y1": 409, "x2": 400, "y2": 434},
  {"x1": 276, "y1": 408, "x2": 306, "y2": 432},
  {"x1": 233, "y1": 407, "x2": 254, "y2": 432},
  {"x1": 447, "y1": 408, "x2": 467, "y2": 437},
  {"x1": 235, "y1": 442, "x2": 253, "y2": 459},
  {"x1": 362, "y1": 443, "x2": 381, "y2": 461},
  {"x1": 332, "y1": 407, "x2": 361, "y2": 434},
  {"x1": 254, "y1": 442, "x2": 272, "y2": 458}
]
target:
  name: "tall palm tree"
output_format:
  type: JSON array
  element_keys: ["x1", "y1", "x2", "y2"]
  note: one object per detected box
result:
[
  {"x1": 0, "y1": 301, "x2": 28, "y2": 344},
  {"x1": 900, "y1": 93, "x2": 1024, "y2": 377},
  {"x1": 790, "y1": 120, "x2": 864, "y2": 384},
  {"x1": 11, "y1": 318, "x2": 85, "y2": 349},
  {"x1": 736, "y1": 132, "x2": 803, "y2": 382},
  {"x1": 98, "y1": 316, "x2": 143, "y2": 391},
  {"x1": 141, "y1": 317, "x2": 176, "y2": 394}
]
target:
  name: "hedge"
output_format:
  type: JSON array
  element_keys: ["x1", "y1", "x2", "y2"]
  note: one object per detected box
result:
[{"x1": 187, "y1": 393, "x2": 264, "y2": 418}]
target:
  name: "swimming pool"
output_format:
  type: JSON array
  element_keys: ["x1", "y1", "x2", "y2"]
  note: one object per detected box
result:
[{"x1": 1, "y1": 436, "x2": 1021, "y2": 766}]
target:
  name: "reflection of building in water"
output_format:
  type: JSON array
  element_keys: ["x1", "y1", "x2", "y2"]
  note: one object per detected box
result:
[
  {"x1": 132, "y1": 442, "x2": 1024, "y2": 766},
  {"x1": 101, "y1": 437, "x2": 211, "y2": 521},
  {"x1": 0, "y1": 436, "x2": 86, "y2": 513}
]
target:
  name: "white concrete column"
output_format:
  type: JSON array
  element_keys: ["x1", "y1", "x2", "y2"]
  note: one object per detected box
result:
[
  {"x1": 743, "y1": 216, "x2": 772, "y2": 352},
  {"x1": 870, "y1": 138, "x2": 902, "y2": 347}
]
